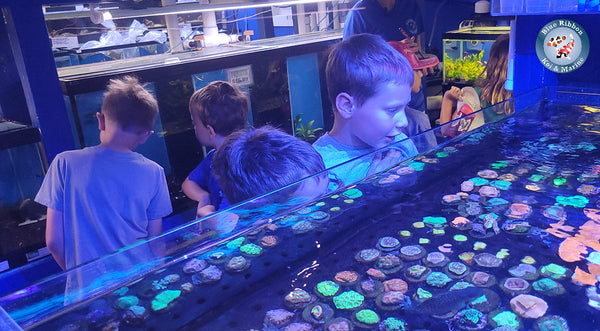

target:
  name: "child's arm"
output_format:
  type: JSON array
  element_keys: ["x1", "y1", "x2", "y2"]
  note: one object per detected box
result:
[
  {"x1": 182, "y1": 177, "x2": 216, "y2": 218},
  {"x1": 440, "y1": 86, "x2": 463, "y2": 136},
  {"x1": 182, "y1": 177, "x2": 211, "y2": 204},
  {"x1": 147, "y1": 218, "x2": 165, "y2": 259},
  {"x1": 45, "y1": 207, "x2": 66, "y2": 270}
]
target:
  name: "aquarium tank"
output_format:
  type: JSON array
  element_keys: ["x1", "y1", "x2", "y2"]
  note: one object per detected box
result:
[
  {"x1": 1, "y1": 86, "x2": 600, "y2": 331},
  {"x1": 443, "y1": 26, "x2": 510, "y2": 84}
]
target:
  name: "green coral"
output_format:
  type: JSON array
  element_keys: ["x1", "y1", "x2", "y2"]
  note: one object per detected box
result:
[
  {"x1": 333, "y1": 290, "x2": 364, "y2": 309},
  {"x1": 556, "y1": 195, "x2": 588, "y2": 208},
  {"x1": 316, "y1": 281, "x2": 339, "y2": 297},
  {"x1": 355, "y1": 309, "x2": 379, "y2": 324},
  {"x1": 459, "y1": 308, "x2": 483, "y2": 325},
  {"x1": 240, "y1": 243, "x2": 262, "y2": 256},
  {"x1": 226, "y1": 237, "x2": 245, "y2": 249},
  {"x1": 492, "y1": 311, "x2": 520, "y2": 329},
  {"x1": 383, "y1": 317, "x2": 406, "y2": 331}
]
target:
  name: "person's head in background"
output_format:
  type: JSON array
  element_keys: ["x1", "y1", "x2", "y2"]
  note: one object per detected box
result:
[
  {"x1": 98, "y1": 76, "x2": 159, "y2": 149},
  {"x1": 477, "y1": 33, "x2": 512, "y2": 114},
  {"x1": 213, "y1": 126, "x2": 328, "y2": 205},
  {"x1": 326, "y1": 33, "x2": 414, "y2": 149},
  {"x1": 189, "y1": 81, "x2": 249, "y2": 148}
]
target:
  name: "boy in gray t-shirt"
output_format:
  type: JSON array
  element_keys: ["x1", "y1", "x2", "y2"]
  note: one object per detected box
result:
[
  {"x1": 314, "y1": 34, "x2": 419, "y2": 186},
  {"x1": 35, "y1": 76, "x2": 172, "y2": 270}
]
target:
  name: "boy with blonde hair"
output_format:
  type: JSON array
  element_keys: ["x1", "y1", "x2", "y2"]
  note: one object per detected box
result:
[{"x1": 36, "y1": 76, "x2": 172, "y2": 270}]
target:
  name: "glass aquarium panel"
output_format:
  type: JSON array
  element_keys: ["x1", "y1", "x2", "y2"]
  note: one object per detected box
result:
[{"x1": 2, "y1": 86, "x2": 600, "y2": 330}]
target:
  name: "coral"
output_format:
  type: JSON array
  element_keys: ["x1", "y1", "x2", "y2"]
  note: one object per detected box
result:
[
  {"x1": 356, "y1": 248, "x2": 380, "y2": 263},
  {"x1": 151, "y1": 290, "x2": 181, "y2": 312},
  {"x1": 354, "y1": 309, "x2": 379, "y2": 325},
  {"x1": 534, "y1": 315, "x2": 570, "y2": 331},
  {"x1": 334, "y1": 271, "x2": 359, "y2": 284},
  {"x1": 378, "y1": 236, "x2": 400, "y2": 251},
  {"x1": 333, "y1": 290, "x2": 364, "y2": 310},
  {"x1": 316, "y1": 281, "x2": 340, "y2": 298},
  {"x1": 264, "y1": 309, "x2": 295, "y2": 328},
  {"x1": 490, "y1": 310, "x2": 520, "y2": 329},
  {"x1": 182, "y1": 258, "x2": 206, "y2": 274},
  {"x1": 532, "y1": 278, "x2": 565, "y2": 296},
  {"x1": 240, "y1": 243, "x2": 263, "y2": 256},
  {"x1": 380, "y1": 317, "x2": 406, "y2": 331},
  {"x1": 474, "y1": 253, "x2": 503, "y2": 268},
  {"x1": 510, "y1": 294, "x2": 548, "y2": 318},
  {"x1": 383, "y1": 278, "x2": 408, "y2": 293},
  {"x1": 426, "y1": 272, "x2": 452, "y2": 288}
]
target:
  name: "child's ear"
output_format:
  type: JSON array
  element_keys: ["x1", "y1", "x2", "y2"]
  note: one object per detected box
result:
[
  {"x1": 138, "y1": 130, "x2": 154, "y2": 145},
  {"x1": 206, "y1": 124, "x2": 216, "y2": 137},
  {"x1": 96, "y1": 112, "x2": 105, "y2": 131},
  {"x1": 335, "y1": 93, "x2": 355, "y2": 119}
]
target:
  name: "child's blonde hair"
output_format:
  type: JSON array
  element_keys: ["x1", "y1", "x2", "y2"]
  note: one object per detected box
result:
[{"x1": 101, "y1": 76, "x2": 159, "y2": 132}]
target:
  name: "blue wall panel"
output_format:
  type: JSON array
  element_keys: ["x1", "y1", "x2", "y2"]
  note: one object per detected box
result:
[{"x1": 287, "y1": 53, "x2": 324, "y2": 135}]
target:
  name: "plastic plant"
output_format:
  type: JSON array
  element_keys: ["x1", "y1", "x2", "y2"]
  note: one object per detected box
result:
[
  {"x1": 293, "y1": 113, "x2": 322, "y2": 143},
  {"x1": 444, "y1": 50, "x2": 485, "y2": 83}
]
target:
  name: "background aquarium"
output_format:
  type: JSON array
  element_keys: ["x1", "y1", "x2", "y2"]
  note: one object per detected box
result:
[
  {"x1": 1, "y1": 86, "x2": 600, "y2": 331},
  {"x1": 0, "y1": 121, "x2": 47, "y2": 272},
  {"x1": 443, "y1": 27, "x2": 510, "y2": 86}
]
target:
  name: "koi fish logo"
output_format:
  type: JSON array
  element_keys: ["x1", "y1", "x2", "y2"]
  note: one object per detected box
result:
[
  {"x1": 536, "y1": 19, "x2": 589, "y2": 74},
  {"x1": 547, "y1": 34, "x2": 575, "y2": 59}
]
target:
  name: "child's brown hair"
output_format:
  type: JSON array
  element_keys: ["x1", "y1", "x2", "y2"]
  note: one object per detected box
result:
[{"x1": 189, "y1": 81, "x2": 249, "y2": 136}]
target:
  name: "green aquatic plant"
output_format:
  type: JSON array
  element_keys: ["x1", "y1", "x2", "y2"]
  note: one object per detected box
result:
[
  {"x1": 293, "y1": 113, "x2": 322, "y2": 143},
  {"x1": 444, "y1": 50, "x2": 485, "y2": 83}
]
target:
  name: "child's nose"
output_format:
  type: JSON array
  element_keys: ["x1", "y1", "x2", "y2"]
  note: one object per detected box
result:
[{"x1": 394, "y1": 110, "x2": 408, "y2": 129}]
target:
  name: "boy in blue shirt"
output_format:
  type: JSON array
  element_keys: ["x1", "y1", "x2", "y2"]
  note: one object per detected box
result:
[
  {"x1": 182, "y1": 81, "x2": 248, "y2": 218},
  {"x1": 313, "y1": 33, "x2": 418, "y2": 186},
  {"x1": 36, "y1": 76, "x2": 172, "y2": 270}
]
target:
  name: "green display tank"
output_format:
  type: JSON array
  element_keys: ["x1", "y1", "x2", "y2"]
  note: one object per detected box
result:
[
  {"x1": 443, "y1": 26, "x2": 511, "y2": 86},
  {"x1": 1, "y1": 86, "x2": 599, "y2": 331}
]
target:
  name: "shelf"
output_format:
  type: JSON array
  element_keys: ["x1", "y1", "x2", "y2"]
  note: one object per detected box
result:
[{"x1": 44, "y1": 0, "x2": 333, "y2": 21}]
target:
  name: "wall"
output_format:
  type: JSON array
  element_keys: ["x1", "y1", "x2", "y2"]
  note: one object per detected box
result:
[{"x1": 513, "y1": 14, "x2": 600, "y2": 95}]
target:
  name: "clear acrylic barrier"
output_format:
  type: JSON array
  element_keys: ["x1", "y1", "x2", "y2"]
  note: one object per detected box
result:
[{"x1": 2, "y1": 86, "x2": 599, "y2": 330}]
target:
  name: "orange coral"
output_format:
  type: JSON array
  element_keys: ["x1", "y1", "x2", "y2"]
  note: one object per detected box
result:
[
  {"x1": 558, "y1": 237, "x2": 588, "y2": 262},
  {"x1": 589, "y1": 262, "x2": 600, "y2": 276},
  {"x1": 572, "y1": 266, "x2": 597, "y2": 286},
  {"x1": 583, "y1": 208, "x2": 600, "y2": 222},
  {"x1": 546, "y1": 221, "x2": 575, "y2": 239}
]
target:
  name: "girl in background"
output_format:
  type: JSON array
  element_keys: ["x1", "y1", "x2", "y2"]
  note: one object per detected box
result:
[{"x1": 440, "y1": 33, "x2": 513, "y2": 137}]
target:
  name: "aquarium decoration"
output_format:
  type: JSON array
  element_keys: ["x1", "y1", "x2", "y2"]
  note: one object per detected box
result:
[{"x1": 443, "y1": 51, "x2": 484, "y2": 83}]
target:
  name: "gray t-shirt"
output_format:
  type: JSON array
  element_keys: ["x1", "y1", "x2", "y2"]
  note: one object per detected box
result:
[
  {"x1": 313, "y1": 133, "x2": 418, "y2": 186},
  {"x1": 35, "y1": 145, "x2": 173, "y2": 269}
]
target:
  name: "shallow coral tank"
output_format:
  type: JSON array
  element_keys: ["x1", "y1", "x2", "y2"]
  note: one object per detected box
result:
[{"x1": 1, "y1": 86, "x2": 600, "y2": 331}]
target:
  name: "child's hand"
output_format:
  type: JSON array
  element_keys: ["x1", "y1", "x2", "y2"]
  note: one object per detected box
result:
[
  {"x1": 444, "y1": 86, "x2": 464, "y2": 101},
  {"x1": 400, "y1": 36, "x2": 420, "y2": 52},
  {"x1": 367, "y1": 149, "x2": 402, "y2": 176}
]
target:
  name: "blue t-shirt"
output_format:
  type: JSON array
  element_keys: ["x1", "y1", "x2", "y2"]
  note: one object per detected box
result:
[
  {"x1": 343, "y1": 0, "x2": 424, "y2": 42},
  {"x1": 188, "y1": 149, "x2": 229, "y2": 210},
  {"x1": 35, "y1": 146, "x2": 173, "y2": 269},
  {"x1": 313, "y1": 133, "x2": 418, "y2": 186}
]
